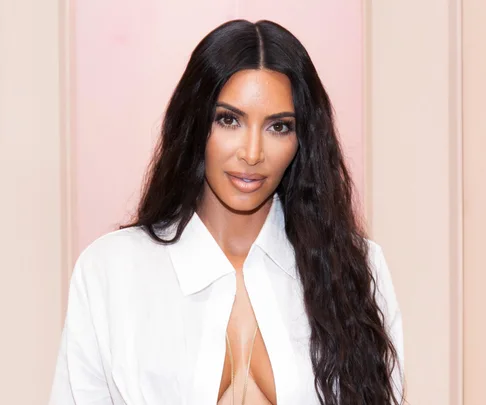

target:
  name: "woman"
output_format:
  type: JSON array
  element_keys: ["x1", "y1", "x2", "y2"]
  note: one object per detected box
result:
[{"x1": 49, "y1": 19, "x2": 404, "y2": 405}]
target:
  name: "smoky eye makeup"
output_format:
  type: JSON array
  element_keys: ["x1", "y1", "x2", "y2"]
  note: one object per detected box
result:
[
  {"x1": 214, "y1": 111, "x2": 240, "y2": 129},
  {"x1": 214, "y1": 109, "x2": 296, "y2": 135},
  {"x1": 269, "y1": 120, "x2": 295, "y2": 134}
]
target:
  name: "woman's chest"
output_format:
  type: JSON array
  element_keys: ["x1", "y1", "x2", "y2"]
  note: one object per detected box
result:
[{"x1": 96, "y1": 262, "x2": 318, "y2": 405}]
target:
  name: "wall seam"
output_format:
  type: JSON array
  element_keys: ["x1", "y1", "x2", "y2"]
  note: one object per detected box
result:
[
  {"x1": 448, "y1": 0, "x2": 464, "y2": 403},
  {"x1": 59, "y1": 0, "x2": 76, "y2": 322},
  {"x1": 363, "y1": 0, "x2": 373, "y2": 236}
]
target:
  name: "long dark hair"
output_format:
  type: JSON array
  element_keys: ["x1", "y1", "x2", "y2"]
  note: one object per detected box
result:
[{"x1": 121, "y1": 19, "x2": 403, "y2": 405}]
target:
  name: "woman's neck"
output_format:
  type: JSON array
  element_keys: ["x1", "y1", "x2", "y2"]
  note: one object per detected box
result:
[{"x1": 196, "y1": 187, "x2": 273, "y2": 265}]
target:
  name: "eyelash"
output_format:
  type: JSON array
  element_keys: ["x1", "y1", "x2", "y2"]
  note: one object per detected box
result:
[{"x1": 214, "y1": 112, "x2": 295, "y2": 135}]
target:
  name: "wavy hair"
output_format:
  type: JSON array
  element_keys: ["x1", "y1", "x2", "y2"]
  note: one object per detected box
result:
[{"x1": 121, "y1": 19, "x2": 403, "y2": 405}]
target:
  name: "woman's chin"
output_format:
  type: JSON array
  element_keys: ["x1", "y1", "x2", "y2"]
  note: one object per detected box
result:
[{"x1": 221, "y1": 193, "x2": 273, "y2": 215}]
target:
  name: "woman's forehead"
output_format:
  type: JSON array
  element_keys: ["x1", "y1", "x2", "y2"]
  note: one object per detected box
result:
[{"x1": 217, "y1": 69, "x2": 294, "y2": 114}]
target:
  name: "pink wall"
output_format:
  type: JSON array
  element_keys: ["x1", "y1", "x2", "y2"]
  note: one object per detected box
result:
[{"x1": 74, "y1": 1, "x2": 364, "y2": 255}]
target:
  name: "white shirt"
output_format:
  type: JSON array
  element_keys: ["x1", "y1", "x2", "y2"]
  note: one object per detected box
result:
[{"x1": 49, "y1": 195, "x2": 404, "y2": 405}]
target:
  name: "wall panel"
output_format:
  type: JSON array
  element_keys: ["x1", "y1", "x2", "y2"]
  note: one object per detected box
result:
[{"x1": 365, "y1": 1, "x2": 463, "y2": 403}]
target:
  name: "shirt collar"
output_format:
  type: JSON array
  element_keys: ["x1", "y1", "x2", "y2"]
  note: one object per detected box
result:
[{"x1": 166, "y1": 193, "x2": 297, "y2": 296}]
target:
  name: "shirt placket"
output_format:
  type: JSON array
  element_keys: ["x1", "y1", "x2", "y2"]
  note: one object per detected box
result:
[
  {"x1": 242, "y1": 247, "x2": 300, "y2": 405},
  {"x1": 188, "y1": 272, "x2": 237, "y2": 405}
]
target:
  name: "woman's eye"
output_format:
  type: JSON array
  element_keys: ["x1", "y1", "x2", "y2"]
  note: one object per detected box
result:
[
  {"x1": 223, "y1": 117, "x2": 237, "y2": 126},
  {"x1": 269, "y1": 121, "x2": 294, "y2": 134},
  {"x1": 215, "y1": 113, "x2": 239, "y2": 129}
]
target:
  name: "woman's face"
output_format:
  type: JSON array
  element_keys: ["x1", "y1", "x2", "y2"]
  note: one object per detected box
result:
[{"x1": 204, "y1": 69, "x2": 299, "y2": 213}]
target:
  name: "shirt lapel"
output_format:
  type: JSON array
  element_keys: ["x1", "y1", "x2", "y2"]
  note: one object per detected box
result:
[
  {"x1": 167, "y1": 193, "x2": 297, "y2": 296},
  {"x1": 166, "y1": 211, "x2": 235, "y2": 296}
]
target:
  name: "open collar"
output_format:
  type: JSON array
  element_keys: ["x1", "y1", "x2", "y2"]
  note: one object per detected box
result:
[{"x1": 166, "y1": 194, "x2": 297, "y2": 296}]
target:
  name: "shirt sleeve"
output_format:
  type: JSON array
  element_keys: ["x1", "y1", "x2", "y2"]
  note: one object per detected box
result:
[
  {"x1": 49, "y1": 251, "x2": 112, "y2": 405},
  {"x1": 373, "y1": 244, "x2": 405, "y2": 404}
]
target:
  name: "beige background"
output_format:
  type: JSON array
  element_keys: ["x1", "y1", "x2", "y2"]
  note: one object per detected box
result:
[
  {"x1": 365, "y1": 0, "x2": 464, "y2": 403},
  {"x1": 366, "y1": 1, "x2": 485, "y2": 404},
  {"x1": 463, "y1": 0, "x2": 486, "y2": 403},
  {"x1": 0, "y1": 0, "x2": 66, "y2": 402},
  {"x1": 1, "y1": 1, "x2": 485, "y2": 404}
]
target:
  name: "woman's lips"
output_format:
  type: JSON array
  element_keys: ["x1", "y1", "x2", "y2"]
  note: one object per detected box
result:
[{"x1": 225, "y1": 172, "x2": 267, "y2": 193}]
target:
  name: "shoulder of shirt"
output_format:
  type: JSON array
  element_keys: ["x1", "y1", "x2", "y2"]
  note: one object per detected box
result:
[
  {"x1": 363, "y1": 238, "x2": 387, "y2": 274},
  {"x1": 80, "y1": 225, "x2": 154, "y2": 256},
  {"x1": 364, "y1": 237, "x2": 383, "y2": 256},
  {"x1": 363, "y1": 237, "x2": 399, "y2": 319},
  {"x1": 73, "y1": 226, "x2": 162, "y2": 278}
]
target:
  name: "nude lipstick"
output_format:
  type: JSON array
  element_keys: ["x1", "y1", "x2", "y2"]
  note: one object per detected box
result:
[{"x1": 225, "y1": 171, "x2": 267, "y2": 193}]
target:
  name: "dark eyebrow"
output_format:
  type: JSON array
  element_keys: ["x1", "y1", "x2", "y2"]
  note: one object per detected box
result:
[{"x1": 215, "y1": 102, "x2": 295, "y2": 120}]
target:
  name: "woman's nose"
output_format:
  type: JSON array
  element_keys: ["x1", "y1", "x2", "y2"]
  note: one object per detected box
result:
[{"x1": 236, "y1": 127, "x2": 265, "y2": 165}]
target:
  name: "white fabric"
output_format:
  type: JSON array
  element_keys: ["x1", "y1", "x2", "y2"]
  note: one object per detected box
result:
[{"x1": 49, "y1": 195, "x2": 404, "y2": 405}]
